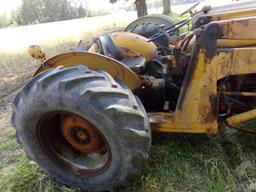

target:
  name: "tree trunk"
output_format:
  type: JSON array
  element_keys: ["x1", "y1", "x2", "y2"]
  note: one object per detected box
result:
[
  {"x1": 135, "y1": 0, "x2": 148, "y2": 18},
  {"x1": 163, "y1": 0, "x2": 171, "y2": 15}
]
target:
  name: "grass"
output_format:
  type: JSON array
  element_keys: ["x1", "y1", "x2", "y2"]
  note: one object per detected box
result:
[
  {"x1": 0, "y1": 28, "x2": 122, "y2": 78},
  {"x1": 170, "y1": 12, "x2": 193, "y2": 34},
  {"x1": 1, "y1": 110, "x2": 256, "y2": 192},
  {"x1": 2, "y1": 125, "x2": 256, "y2": 192},
  {"x1": 0, "y1": 13, "x2": 134, "y2": 78},
  {"x1": 1, "y1": 12, "x2": 256, "y2": 192},
  {"x1": 0, "y1": 12, "x2": 183, "y2": 78},
  {"x1": 0, "y1": 158, "x2": 80, "y2": 192},
  {"x1": 0, "y1": 40, "x2": 77, "y2": 78},
  {"x1": 1, "y1": 107, "x2": 256, "y2": 192},
  {"x1": 124, "y1": 134, "x2": 242, "y2": 192}
]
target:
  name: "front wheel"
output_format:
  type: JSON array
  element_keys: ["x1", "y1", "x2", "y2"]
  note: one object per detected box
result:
[{"x1": 11, "y1": 65, "x2": 151, "y2": 191}]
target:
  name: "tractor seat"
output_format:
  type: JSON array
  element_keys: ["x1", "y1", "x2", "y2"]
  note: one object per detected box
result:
[{"x1": 96, "y1": 35, "x2": 146, "y2": 73}]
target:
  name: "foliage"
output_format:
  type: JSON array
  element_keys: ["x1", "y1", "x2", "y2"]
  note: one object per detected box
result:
[
  {"x1": 110, "y1": 0, "x2": 171, "y2": 17},
  {"x1": 163, "y1": 0, "x2": 171, "y2": 15},
  {"x1": 87, "y1": 10, "x2": 110, "y2": 17},
  {"x1": 16, "y1": 0, "x2": 88, "y2": 25},
  {"x1": 0, "y1": 157, "x2": 80, "y2": 192},
  {"x1": 0, "y1": 14, "x2": 12, "y2": 28}
]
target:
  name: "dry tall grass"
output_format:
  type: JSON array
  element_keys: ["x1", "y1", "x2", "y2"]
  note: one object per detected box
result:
[{"x1": 0, "y1": 12, "x2": 136, "y2": 78}]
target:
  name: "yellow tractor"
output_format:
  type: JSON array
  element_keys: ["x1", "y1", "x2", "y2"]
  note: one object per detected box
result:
[{"x1": 11, "y1": 1, "x2": 256, "y2": 191}]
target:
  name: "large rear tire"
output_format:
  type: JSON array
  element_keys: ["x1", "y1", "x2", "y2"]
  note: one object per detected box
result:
[
  {"x1": 125, "y1": 14, "x2": 176, "y2": 47},
  {"x1": 11, "y1": 65, "x2": 151, "y2": 191}
]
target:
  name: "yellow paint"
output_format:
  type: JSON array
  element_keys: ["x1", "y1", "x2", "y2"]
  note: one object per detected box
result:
[
  {"x1": 217, "y1": 39, "x2": 256, "y2": 48},
  {"x1": 151, "y1": 46, "x2": 256, "y2": 133},
  {"x1": 89, "y1": 32, "x2": 157, "y2": 62},
  {"x1": 223, "y1": 92, "x2": 256, "y2": 97},
  {"x1": 89, "y1": 41, "x2": 140, "y2": 59},
  {"x1": 28, "y1": 45, "x2": 45, "y2": 59},
  {"x1": 210, "y1": 8, "x2": 256, "y2": 21},
  {"x1": 31, "y1": 13, "x2": 256, "y2": 134},
  {"x1": 226, "y1": 108, "x2": 256, "y2": 127},
  {"x1": 110, "y1": 32, "x2": 157, "y2": 62},
  {"x1": 34, "y1": 52, "x2": 141, "y2": 91},
  {"x1": 218, "y1": 16, "x2": 256, "y2": 39},
  {"x1": 149, "y1": 48, "x2": 218, "y2": 134},
  {"x1": 166, "y1": 55, "x2": 176, "y2": 67},
  {"x1": 150, "y1": 15, "x2": 256, "y2": 133}
]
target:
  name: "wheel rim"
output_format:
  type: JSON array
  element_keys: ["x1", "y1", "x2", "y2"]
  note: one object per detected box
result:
[{"x1": 36, "y1": 111, "x2": 111, "y2": 175}]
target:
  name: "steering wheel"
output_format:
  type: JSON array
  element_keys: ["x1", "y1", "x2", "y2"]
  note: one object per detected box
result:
[{"x1": 180, "y1": 2, "x2": 200, "y2": 16}]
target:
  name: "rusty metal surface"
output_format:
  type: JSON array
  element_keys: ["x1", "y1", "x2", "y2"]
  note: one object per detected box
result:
[
  {"x1": 217, "y1": 39, "x2": 256, "y2": 48},
  {"x1": 207, "y1": 1, "x2": 256, "y2": 15},
  {"x1": 218, "y1": 16, "x2": 256, "y2": 39},
  {"x1": 33, "y1": 10, "x2": 256, "y2": 135},
  {"x1": 151, "y1": 15, "x2": 256, "y2": 133},
  {"x1": 151, "y1": 45, "x2": 256, "y2": 133},
  {"x1": 194, "y1": 7, "x2": 256, "y2": 28},
  {"x1": 193, "y1": 5, "x2": 256, "y2": 28},
  {"x1": 37, "y1": 112, "x2": 111, "y2": 175},
  {"x1": 210, "y1": 8, "x2": 256, "y2": 22},
  {"x1": 60, "y1": 115, "x2": 105, "y2": 153},
  {"x1": 226, "y1": 108, "x2": 256, "y2": 127},
  {"x1": 33, "y1": 51, "x2": 141, "y2": 91}
]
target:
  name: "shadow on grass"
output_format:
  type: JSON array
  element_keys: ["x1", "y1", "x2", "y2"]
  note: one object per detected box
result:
[
  {"x1": 120, "y1": 132, "x2": 256, "y2": 192},
  {"x1": 1, "y1": 127, "x2": 256, "y2": 192}
]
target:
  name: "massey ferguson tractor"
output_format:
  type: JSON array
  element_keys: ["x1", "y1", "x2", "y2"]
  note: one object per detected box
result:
[{"x1": 11, "y1": 1, "x2": 256, "y2": 191}]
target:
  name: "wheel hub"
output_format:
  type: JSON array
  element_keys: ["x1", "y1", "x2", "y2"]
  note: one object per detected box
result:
[
  {"x1": 60, "y1": 115, "x2": 105, "y2": 153},
  {"x1": 70, "y1": 127, "x2": 91, "y2": 145}
]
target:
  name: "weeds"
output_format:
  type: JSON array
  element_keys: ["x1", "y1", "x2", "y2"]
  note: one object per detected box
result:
[
  {"x1": 0, "y1": 158, "x2": 80, "y2": 192},
  {"x1": 1, "y1": 115, "x2": 256, "y2": 191}
]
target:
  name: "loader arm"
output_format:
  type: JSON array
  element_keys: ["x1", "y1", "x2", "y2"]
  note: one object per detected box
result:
[
  {"x1": 150, "y1": 16, "x2": 256, "y2": 133},
  {"x1": 193, "y1": 7, "x2": 256, "y2": 28}
]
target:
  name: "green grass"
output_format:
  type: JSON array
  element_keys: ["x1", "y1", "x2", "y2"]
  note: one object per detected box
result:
[
  {"x1": 1, "y1": 116, "x2": 256, "y2": 192},
  {"x1": 122, "y1": 134, "x2": 238, "y2": 192},
  {"x1": 170, "y1": 12, "x2": 191, "y2": 34},
  {"x1": 0, "y1": 139, "x2": 19, "y2": 151},
  {"x1": 0, "y1": 158, "x2": 80, "y2": 192}
]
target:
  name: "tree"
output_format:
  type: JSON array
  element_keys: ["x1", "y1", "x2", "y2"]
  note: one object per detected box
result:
[
  {"x1": 110, "y1": 0, "x2": 148, "y2": 18},
  {"x1": 17, "y1": 0, "x2": 88, "y2": 25},
  {"x1": 135, "y1": 0, "x2": 147, "y2": 17},
  {"x1": 163, "y1": 0, "x2": 171, "y2": 15},
  {"x1": 19, "y1": 0, "x2": 40, "y2": 24},
  {"x1": 0, "y1": 14, "x2": 11, "y2": 28},
  {"x1": 78, "y1": 5, "x2": 87, "y2": 18}
]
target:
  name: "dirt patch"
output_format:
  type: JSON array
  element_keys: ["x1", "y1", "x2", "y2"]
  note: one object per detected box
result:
[
  {"x1": 0, "y1": 74, "x2": 31, "y2": 99},
  {"x1": 0, "y1": 74, "x2": 31, "y2": 114}
]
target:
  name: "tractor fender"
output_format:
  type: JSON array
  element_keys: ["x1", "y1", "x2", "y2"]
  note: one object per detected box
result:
[
  {"x1": 33, "y1": 51, "x2": 141, "y2": 91},
  {"x1": 89, "y1": 32, "x2": 157, "y2": 62}
]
